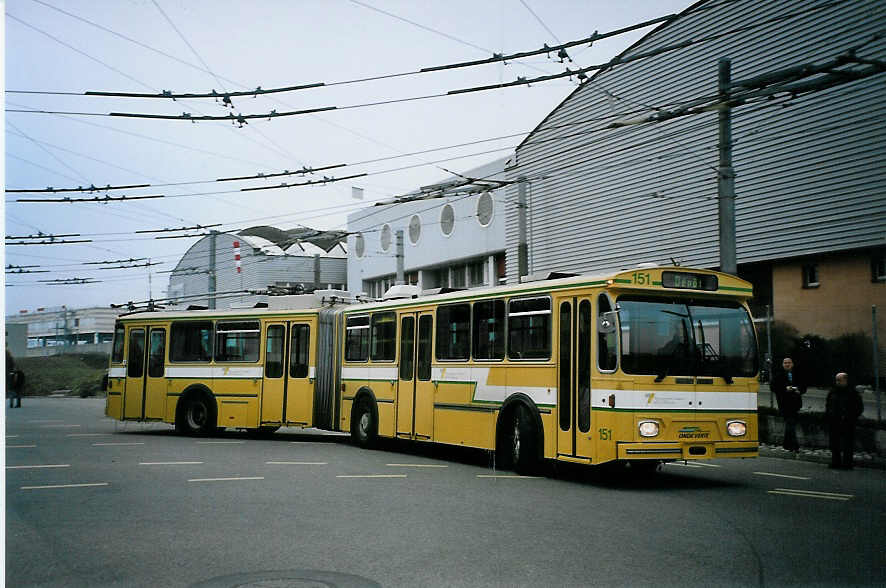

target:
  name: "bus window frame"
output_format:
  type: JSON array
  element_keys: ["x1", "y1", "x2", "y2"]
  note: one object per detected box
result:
[
  {"x1": 214, "y1": 320, "x2": 261, "y2": 363},
  {"x1": 506, "y1": 295, "x2": 552, "y2": 361},
  {"x1": 471, "y1": 298, "x2": 506, "y2": 362},
  {"x1": 111, "y1": 322, "x2": 125, "y2": 363},
  {"x1": 344, "y1": 314, "x2": 370, "y2": 363},
  {"x1": 435, "y1": 302, "x2": 472, "y2": 362},
  {"x1": 169, "y1": 320, "x2": 214, "y2": 363},
  {"x1": 370, "y1": 311, "x2": 397, "y2": 363},
  {"x1": 596, "y1": 293, "x2": 619, "y2": 374}
]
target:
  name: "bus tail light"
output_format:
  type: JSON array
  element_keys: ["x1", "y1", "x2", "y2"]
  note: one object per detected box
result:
[
  {"x1": 638, "y1": 421, "x2": 660, "y2": 437},
  {"x1": 726, "y1": 420, "x2": 747, "y2": 437}
]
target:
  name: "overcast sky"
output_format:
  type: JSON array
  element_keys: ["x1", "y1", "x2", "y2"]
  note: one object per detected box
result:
[{"x1": 4, "y1": 0, "x2": 692, "y2": 313}]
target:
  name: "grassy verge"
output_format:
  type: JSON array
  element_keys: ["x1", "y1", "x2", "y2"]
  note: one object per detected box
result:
[{"x1": 15, "y1": 353, "x2": 108, "y2": 397}]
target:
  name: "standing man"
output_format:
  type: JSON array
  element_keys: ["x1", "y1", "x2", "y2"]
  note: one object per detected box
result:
[
  {"x1": 6, "y1": 344, "x2": 22, "y2": 408},
  {"x1": 770, "y1": 356, "x2": 806, "y2": 452},
  {"x1": 826, "y1": 372, "x2": 864, "y2": 469}
]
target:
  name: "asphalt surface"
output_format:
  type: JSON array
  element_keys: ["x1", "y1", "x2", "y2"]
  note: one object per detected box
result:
[{"x1": 5, "y1": 398, "x2": 886, "y2": 587}]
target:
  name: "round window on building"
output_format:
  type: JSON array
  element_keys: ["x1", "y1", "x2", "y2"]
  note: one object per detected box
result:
[
  {"x1": 354, "y1": 233, "x2": 365, "y2": 258},
  {"x1": 409, "y1": 214, "x2": 421, "y2": 244},
  {"x1": 477, "y1": 192, "x2": 494, "y2": 227},
  {"x1": 380, "y1": 224, "x2": 392, "y2": 252},
  {"x1": 440, "y1": 204, "x2": 455, "y2": 236}
]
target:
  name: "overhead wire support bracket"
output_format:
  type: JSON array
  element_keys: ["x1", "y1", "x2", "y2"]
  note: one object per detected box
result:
[
  {"x1": 15, "y1": 194, "x2": 164, "y2": 203},
  {"x1": 134, "y1": 224, "x2": 222, "y2": 234},
  {"x1": 6, "y1": 183, "x2": 150, "y2": 193},
  {"x1": 239, "y1": 172, "x2": 369, "y2": 192}
]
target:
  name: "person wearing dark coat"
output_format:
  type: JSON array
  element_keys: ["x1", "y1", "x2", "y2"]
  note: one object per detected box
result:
[
  {"x1": 826, "y1": 372, "x2": 864, "y2": 469},
  {"x1": 6, "y1": 347, "x2": 22, "y2": 408},
  {"x1": 770, "y1": 356, "x2": 806, "y2": 452}
]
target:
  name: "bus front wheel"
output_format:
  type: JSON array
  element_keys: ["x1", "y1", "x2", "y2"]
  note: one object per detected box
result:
[
  {"x1": 351, "y1": 397, "x2": 377, "y2": 449},
  {"x1": 509, "y1": 404, "x2": 538, "y2": 475}
]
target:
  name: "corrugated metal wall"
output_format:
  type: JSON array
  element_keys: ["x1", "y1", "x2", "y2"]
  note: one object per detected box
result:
[
  {"x1": 505, "y1": 0, "x2": 886, "y2": 280},
  {"x1": 167, "y1": 233, "x2": 346, "y2": 308}
]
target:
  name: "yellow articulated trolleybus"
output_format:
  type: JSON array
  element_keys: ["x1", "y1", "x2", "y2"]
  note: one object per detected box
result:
[{"x1": 107, "y1": 266, "x2": 760, "y2": 472}]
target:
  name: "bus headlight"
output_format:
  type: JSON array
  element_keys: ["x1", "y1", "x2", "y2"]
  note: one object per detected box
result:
[
  {"x1": 638, "y1": 420, "x2": 660, "y2": 437},
  {"x1": 726, "y1": 420, "x2": 747, "y2": 437}
]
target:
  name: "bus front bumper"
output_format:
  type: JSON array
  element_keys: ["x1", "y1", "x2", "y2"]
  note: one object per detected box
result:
[{"x1": 617, "y1": 441, "x2": 759, "y2": 460}]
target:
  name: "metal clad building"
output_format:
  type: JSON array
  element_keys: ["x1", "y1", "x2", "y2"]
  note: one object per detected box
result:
[
  {"x1": 168, "y1": 231, "x2": 347, "y2": 309},
  {"x1": 505, "y1": 0, "x2": 885, "y2": 279}
]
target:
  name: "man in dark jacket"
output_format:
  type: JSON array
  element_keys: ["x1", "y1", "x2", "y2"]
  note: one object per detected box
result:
[
  {"x1": 826, "y1": 372, "x2": 864, "y2": 469},
  {"x1": 770, "y1": 356, "x2": 806, "y2": 451},
  {"x1": 6, "y1": 346, "x2": 22, "y2": 408}
]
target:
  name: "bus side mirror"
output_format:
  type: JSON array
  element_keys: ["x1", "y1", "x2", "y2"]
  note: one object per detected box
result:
[{"x1": 598, "y1": 311, "x2": 618, "y2": 334}]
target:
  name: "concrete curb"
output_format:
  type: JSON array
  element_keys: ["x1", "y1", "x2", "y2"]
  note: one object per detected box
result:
[{"x1": 758, "y1": 444, "x2": 886, "y2": 470}]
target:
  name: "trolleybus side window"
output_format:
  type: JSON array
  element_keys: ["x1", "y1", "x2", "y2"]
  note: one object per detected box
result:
[
  {"x1": 436, "y1": 303, "x2": 470, "y2": 361},
  {"x1": 370, "y1": 312, "x2": 397, "y2": 362},
  {"x1": 127, "y1": 328, "x2": 145, "y2": 378},
  {"x1": 170, "y1": 321, "x2": 213, "y2": 362},
  {"x1": 578, "y1": 300, "x2": 591, "y2": 433},
  {"x1": 558, "y1": 302, "x2": 571, "y2": 431},
  {"x1": 266, "y1": 325, "x2": 285, "y2": 378},
  {"x1": 148, "y1": 329, "x2": 166, "y2": 378},
  {"x1": 216, "y1": 321, "x2": 260, "y2": 362},
  {"x1": 112, "y1": 322, "x2": 125, "y2": 363},
  {"x1": 345, "y1": 315, "x2": 370, "y2": 362},
  {"x1": 472, "y1": 299, "x2": 505, "y2": 360},
  {"x1": 508, "y1": 296, "x2": 551, "y2": 360},
  {"x1": 417, "y1": 315, "x2": 433, "y2": 380},
  {"x1": 597, "y1": 294, "x2": 618, "y2": 372},
  {"x1": 290, "y1": 324, "x2": 310, "y2": 378}
]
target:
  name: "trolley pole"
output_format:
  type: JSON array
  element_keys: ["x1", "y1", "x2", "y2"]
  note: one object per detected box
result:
[
  {"x1": 718, "y1": 58, "x2": 737, "y2": 276},
  {"x1": 517, "y1": 176, "x2": 529, "y2": 282}
]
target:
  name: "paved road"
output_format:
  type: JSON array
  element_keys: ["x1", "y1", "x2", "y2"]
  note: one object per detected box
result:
[{"x1": 6, "y1": 398, "x2": 885, "y2": 587}]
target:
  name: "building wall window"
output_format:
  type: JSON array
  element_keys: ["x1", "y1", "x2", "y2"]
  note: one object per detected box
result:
[
  {"x1": 408, "y1": 215, "x2": 421, "y2": 244},
  {"x1": 872, "y1": 252, "x2": 886, "y2": 283},
  {"x1": 802, "y1": 264, "x2": 820, "y2": 289},
  {"x1": 468, "y1": 260, "x2": 486, "y2": 287},
  {"x1": 380, "y1": 225, "x2": 392, "y2": 252}
]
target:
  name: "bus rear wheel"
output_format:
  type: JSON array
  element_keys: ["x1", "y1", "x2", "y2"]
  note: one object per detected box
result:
[
  {"x1": 351, "y1": 397, "x2": 377, "y2": 449},
  {"x1": 176, "y1": 394, "x2": 216, "y2": 436}
]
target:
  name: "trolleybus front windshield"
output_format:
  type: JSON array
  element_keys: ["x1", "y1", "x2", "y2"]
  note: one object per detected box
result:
[{"x1": 617, "y1": 296, "x2": 757, "y2": 379}]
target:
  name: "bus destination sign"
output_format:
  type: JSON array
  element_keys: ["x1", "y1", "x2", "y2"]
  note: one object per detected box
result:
[{"x1": 661, "y1": 271, "x2": 718, "y2": 291}]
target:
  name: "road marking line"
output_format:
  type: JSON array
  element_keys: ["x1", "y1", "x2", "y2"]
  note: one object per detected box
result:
[
  {"x1": 336, "y1": 474, "x2": 407, "y2": 478},
  {"x1": 692, "y1": 462, "x2": 722, "y2": 468},
  {"x1": 266, "y1": 461, "x2": 328, "y2": 465},
  {"x1": 7, "y1": 464, "x2": 70, "y2": 469},
  {"x1": 772, "y1": 488, "x2": 853, "y2": 499},
  {"x1": 476, "y1": 475, "x2": 540, "y2": 479},
  {"x1": 27, "y1": 420, "x2": 63, "y2": 423},
  {"x1": 386, "y1": 463, "x2": 448, "y2": 468},
  {"x1": 753, "y1": 472, "x2": 811, "y2": 480},
  {"x1": 92, "y1": 442, "x2": 145, "y2": 446},
  {"x1": 140, "y1": 461, "x2": 204, "y2": 465},
  {"x1": 6, "y1": 445, "x2": 37, "y2": 449},
  {"x1": 6, "y1": 435, "x2": 19, "y2": 438},
  {"x1": 196, "y1": 441, "x2": 245, "y2": 444},
  {"x1": 40, "y1": 424, "x2": 81, "y2": 428},
  {"x1": 664, "y1": 462, "x2": 703, "y2": 468},
  {"x1": 188, "y1": 477, "x2": 264, "y2": 482},
  {"x1": 767, "y1": 490, "x2": 851, "y2": 501},
  {"x1": 66, "y1": 433, "x2": 109, "y2": 437},
  {"x1": 21, "y1": 482, "x2": 108, "y2": 491}
]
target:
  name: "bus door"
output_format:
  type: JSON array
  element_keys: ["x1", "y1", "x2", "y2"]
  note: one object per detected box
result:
[
  {"x1": 285, "y1": 321, "x2": 313, "y2": 426},
  {"x1": 123, "y1": 326, "x2": 166, "y2": 420},
  {"x1": 262, "y1": 323, "x2": 287, "y2": 424},
  {"x1": 396, "y1": 312, "x2": 434, "y2": 439},
  {"x1": 143, "y1": 328, "x2": 166, "y2": 419},
  {"x1": 556, "y1": 298, "x2": 594, "y2": 460}
]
